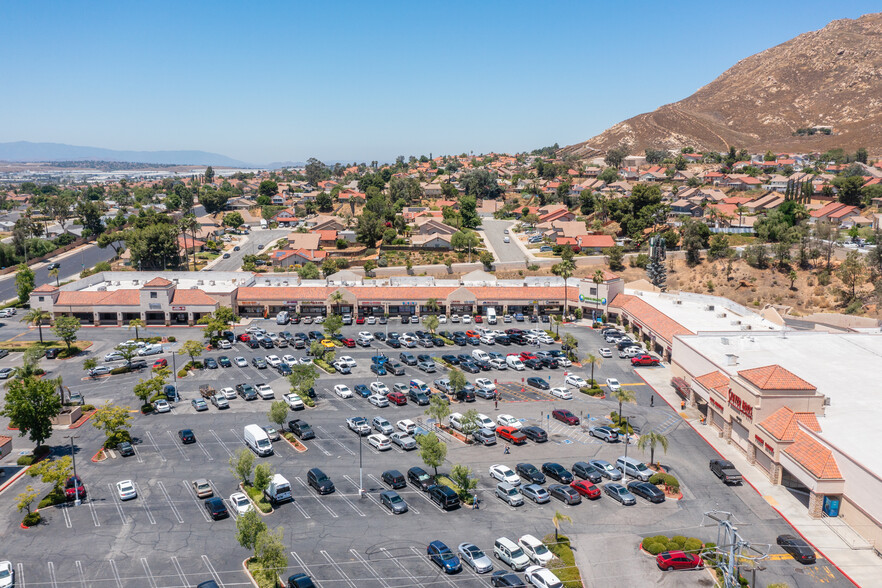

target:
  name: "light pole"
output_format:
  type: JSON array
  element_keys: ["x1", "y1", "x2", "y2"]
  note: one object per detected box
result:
[
  {"x1": 68, "y1": 435, "x2": 81, "y2": 506},
  {"x1": 621, "y1": 415, "x2": 630, "y2": 481},
  {"x1": 358, "y1": 432, "x2": 364, "y2": 499}
]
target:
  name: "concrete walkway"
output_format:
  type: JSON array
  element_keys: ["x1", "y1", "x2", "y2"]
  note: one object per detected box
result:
[{"x1": 636, "y1": 366, "x2": 877, "y2": 588}]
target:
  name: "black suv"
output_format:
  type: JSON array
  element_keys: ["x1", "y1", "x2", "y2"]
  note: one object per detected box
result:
[
  {"x1": 382, "y1": 469, "x2": 406, "y2": 489},
  {"x1": 408, "y1": 389, "x2": 430, "y2": 406},
  {"x1": 516, "y1": 463, "x2": 546, "y2": 485},
  {"x1": 521, "y1": 426, "x2": 548, "y2": 442},
  {"x1": 429, "y1": 485, "x2": 461, "y2": 510},
  {"x1": 407, "y1": 466, "x2": 434, "y2": 491},
  {"x1": 236, "y1": 383, "x2": 258, "y2": 400},
  {"x1": 307, "y1": 468, "x2": 335, "y2": 494},
  {"x1": 288, "y1": 419, "x2": 314, "y2": 440},
  {"x1": 542, "y1": 462, "x2": 574, "y2": 484}
]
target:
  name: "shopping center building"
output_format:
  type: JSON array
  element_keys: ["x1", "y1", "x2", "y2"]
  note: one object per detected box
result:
[{"x1": 29, "y1": 269, "x2": 623, "y2": 326}]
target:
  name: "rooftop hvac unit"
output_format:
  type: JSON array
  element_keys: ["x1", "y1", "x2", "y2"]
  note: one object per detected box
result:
[
  {"x1": 173, "y1": 279, "x2": 179, "y2": 284},
  {"x1": 731, "y1": 320, "x2": 741, "y2": 326},
  {"x1": 705, "y1": 305, "x2": 715, "y2": 311},
  {"x1": 283, "y1": 281, "x2": 289, "y2": 286},
  {"x1": 674, "y1": 300, "x2": 682, "y2": 305},
  {"x1": 740, "y1": 325, "x2": 750, "y2": 330},
  {"x1": 114, "y1": 281, "x2": 120, "y2": 286},
  {"x1": 209, "y1": 280, "x2": 215, "y2": 286},
  {"x1": 726, "y1": 353, "x2": 738, "y2": 366},
  {"x1": 190, "y1": 286, "x2": 198, "y2": 289},
  {"x1": 721, "y1": 337, "x2": 730, "y2": 345},
  {"x1": 824, "y1": 397, "x2": 831, "y2": 406},
  {"x1": 97, "y1": 286, "x2": 106, "y2": 291},
  {"x1": 132, "y1": 280, "x2": 139, "y2": 285},
  {"x1": 197, "y1": 280, "x2": 204, "y2": 285},
  {"x1": 716, "y1": 312, "x2": 727, "y2": 318}
]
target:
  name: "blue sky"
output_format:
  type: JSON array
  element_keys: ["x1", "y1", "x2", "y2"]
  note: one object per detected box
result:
[{"x1": 1, "y1": 1, "x2": 878, "y2": 165}]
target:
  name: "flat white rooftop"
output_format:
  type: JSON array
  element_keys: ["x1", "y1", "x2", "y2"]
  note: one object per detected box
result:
[
  {"x1": 677, "y1": 331, "x2": 882, "y2": 476},
  {"x1": 627, "y1": 289, "x2": 780, "y2": 334}
]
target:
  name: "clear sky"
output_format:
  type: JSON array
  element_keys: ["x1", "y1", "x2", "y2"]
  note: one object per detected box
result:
[{"x1": 1, "y1": 1, "x2": 878, "y2": 165}]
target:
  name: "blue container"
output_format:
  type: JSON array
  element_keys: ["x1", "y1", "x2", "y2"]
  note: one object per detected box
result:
[{"x1": 823, "y1": 495, "x2": 840, "y2": 517}]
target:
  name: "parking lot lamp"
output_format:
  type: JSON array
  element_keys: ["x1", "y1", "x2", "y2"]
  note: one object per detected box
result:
[
  {"x1": 68, "y1": 435, "x2": 80, "y2": 506},
  {"x1": 358, "y1": 431, "x2": 364, "y2": 498},
  {"x1": 621, "y1": 415, "x2": 630, "y2": 480}
]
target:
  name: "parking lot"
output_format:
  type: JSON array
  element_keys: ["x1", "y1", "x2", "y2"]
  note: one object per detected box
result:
[{"x1": 0, "y1": 318, "x2": 851, "y2": 587}]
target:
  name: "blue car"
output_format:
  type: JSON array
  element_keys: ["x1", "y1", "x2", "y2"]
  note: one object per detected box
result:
[
  {"x1": 354, "y1": 385, "x2": 371, "y2": 398},
  {"x1": 370, "y1": 363, "x2": 387, "y2": 376},
  {"x1": 427, "y1": 540, "x2": 461, "y2": 574}
]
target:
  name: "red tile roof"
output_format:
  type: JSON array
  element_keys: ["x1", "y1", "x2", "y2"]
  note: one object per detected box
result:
[
  {"x1": 577, "y1": 235, "x2": 616, "y2": 248},
  {"x1": 171, "y1": 290, "x2": 218, "y2": 306},
  {"x1": 608, "y1": 294, "x2": 693, "y2": 343},
  {"x1": 784, "y1": 431, "x2": 842, "y2": 479},
  {"x1": 56, "y1": 289, "x2": 141, "y2": 307},
  {"x1": 694, "y1": 371, "x2": 730, "y2": 396},
  {"x1": 144, "y1": 277, "x2": 173, "y2": 287},
  {"x1": 759, "y1": 406, "x2": 822, "y2": 441},
  {"x1": 33, "y1": 283, "x2": 59, "y2": 292},
  {"x1": 737, "y1": 365, "x2": 816, "y2": 391}
]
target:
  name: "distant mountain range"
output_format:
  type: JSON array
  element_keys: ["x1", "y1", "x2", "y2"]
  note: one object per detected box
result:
[{"x1": 0, "y1": 141, "x2": 252, "y2": 167}]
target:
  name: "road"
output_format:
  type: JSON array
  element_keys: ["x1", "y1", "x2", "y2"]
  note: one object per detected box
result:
[
  {"x1": 481, "y1": 218, "x2": 525, "y2": 262},
  {"x1": 205, "y1": 228, "x2": 290, "y2": 272},
  {"x1": 0, "y1": 242, "x2": 117, "y2": 302}
]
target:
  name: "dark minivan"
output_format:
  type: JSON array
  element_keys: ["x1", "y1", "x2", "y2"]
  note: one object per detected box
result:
[{"x1": 307, "y1": 468, "x2": 335, "y2": 494}]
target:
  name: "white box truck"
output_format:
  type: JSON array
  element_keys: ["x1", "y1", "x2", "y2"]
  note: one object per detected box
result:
[
  {"x1": 244, "y1": 424, "x2": 274, "y2": 456},
  {"x1": 264, "y1": 474, "x2": 292, "y2": 504}
]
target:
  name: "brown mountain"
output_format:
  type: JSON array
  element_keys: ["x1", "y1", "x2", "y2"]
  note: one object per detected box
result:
[{"x1": 561, "y1": 13, "x2": 882, "y2": 159}]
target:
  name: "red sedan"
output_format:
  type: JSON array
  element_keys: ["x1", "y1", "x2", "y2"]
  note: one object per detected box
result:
[
  {"x1": 153, "y1": 359, "x2": 168, "y2": 369},
  {"x1": 520, "y1": 352, "x2": 537, "y2": 361},
  {"x1": 474, "y1": 315, "x2": 483, "y2": 323},
  {"x1": 237, "y1": 333, "x2": 250, "y2": 342},
  {"x1": 356, "y1": 317, "x2": 365, "y2": 324},
  {"x1": 552, "y1": 409, "x2": 580, "y2": 426},
  {"x1": 341, "y1": 338, "x2": 356, "y2": 348},
  {"x1": 65, "y1": 476, "x2": 87, "y2": 501},
  {"x1": 570, "y1": 480, "x2": 601, "y2": 499},
  {"x1": 656, "y1": 551, "x2": 703, "y2": 571},
  {"x1": 631, "y1": 354, "x2": 660, "y2": 366},
  {"x1": 386, "y1": 391, "x2": 408, "y2": 406}
]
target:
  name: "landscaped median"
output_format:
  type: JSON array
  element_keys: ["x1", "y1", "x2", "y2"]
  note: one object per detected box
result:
[
  {"x1": 281, "y1": 432, "x2": 308, "y2": 452},
  {"x1": 240, "y1": 482, "x2": 274, "y2": 515},
  {"x1": 544, "y1": 534, "x2": 583, "y2": 588}
]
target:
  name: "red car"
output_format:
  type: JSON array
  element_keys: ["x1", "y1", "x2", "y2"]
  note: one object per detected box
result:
[
  {"x1": 520, "y1": 352, "x2": 537, "y2": 361},
  {"x1": 341, "y1": 338, "x2": 356, "y2": 348},
  {"x1": 631, "y1": 354, "x2": 660, "y2": 367},
  {"x1": 356, "y1": 317, "x2": 365, "y2": 324},
  {"x1": 496, "y1": 426, "x2": 527, "y2": 445},
  {"x1": 237, "y1": 333, "x2": 250, "y2": 342},
  {"x1": 474, "y1": 315, "x2": 482, "y2": 323},
  {"x1": 552, "y1": 409, "x2": 580, "y2": 426},
  {"x1": 386, "y1": 391, "x2": 408, "y2": 406},
  {"x1": 153, "y1": 359, "x2": 168, "y2": 369},
  {"x1": 570, "y1": 480, "x2": 601, "y2": 499},
  {"x1": 656, "y1": 550, "x2": 703, "y2": 571},
  {"x1": 65, "y1": 476, "x2": 86, "y2": 500}
]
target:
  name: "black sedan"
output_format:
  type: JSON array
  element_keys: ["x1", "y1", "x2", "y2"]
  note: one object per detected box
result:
[
  {"x1": 627, "y1": 481, "x2": 666, "y2": 503},
  {"x1": 526, "y1": 377, "x2": 549, "y2": 390},
  {"x1": 777, "y1": 534, "x2": 816, "y2": 564},
  {"x1": 387, "y1": 338, "x2": 401, "y2": 348},
  {"x1": 491, "y1": 571, "x2": 527, "y2": 586},
  {"x1": 204, "y1": 357, "x2": 218, "y2": 369},
  {"x1": 523, "y1": 358, "x2": 542, "y2": 370},
  {"x1": 218, "y1": 356, "x2": 232, "y2": 368},
  {"x1": 204, "y1": 497, "x2": 229, "y2": 520},
  {"x1": 456, "y1": 353, "x2": 472, "y2": 363},
  {"x1": 541, "y1": 462, "x2": 574, "y2": 484},
  {"x1": 441, "y1": 354, "x2": 460, "y2": 365},
  {"x1": 178, "y1": 429, "x2": 196, "y2": 444},
  {"x1": 516, "y1": 463, "x2": 546, "y2": 484},
  {"x1": 460, "y1": 362, "x2": 480, "y2": 374},
  {"x1": 521, "y1": 426, "x2": 548, "y2": 443},
  {"x1": 549, "y1": 483, "x2": 582, "y2": 505}
]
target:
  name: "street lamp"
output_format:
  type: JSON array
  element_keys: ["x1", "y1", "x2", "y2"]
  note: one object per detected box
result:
[
  {"x1": 67, "y1": 435, "x2": 81, "y2": 506},
  {"x1": 358, "y1": 431, "x2": 364, "y2": 499},
  {"x1": 621, "y1": 415, "x2": 630, "y2": 480}
]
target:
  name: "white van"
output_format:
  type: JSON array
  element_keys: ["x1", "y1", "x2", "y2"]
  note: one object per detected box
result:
[
  {"x1": 276, "y1": 311, "x2": 289, "y2": 325},
  {"x1": 260, "y1": 219, "x2": 268, "y2": 229},
  {"x1": 506, "y1": 355, "x2": 525, "y2": 371},
  {"x1": 244, "y1": 424, "x2": 274, "y2": 456},
  {"x1": 485, "y1": 308, "x2": 497, "y2": 325},
  {"x1": 471, "y1": 349, "x2": 490, "y2": 362},
  {"x1": 263, "y1": 474, "x2": 292, "y2": 504},
  {"x1": 409, "y1": 379, "x2": 430, "y2": 395}
]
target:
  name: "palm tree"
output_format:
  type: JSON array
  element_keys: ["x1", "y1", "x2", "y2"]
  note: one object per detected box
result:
[
  {"x1": 552, "y1": 510, "x2": 572, "y2": 542},
  {"x1": 637, "y1": 431, "x2": 669, "y2": 469},
  {"x1": 49, "y1": 267, "x2": 59, "y2": 286},
  {"x1": 583, "y1": 353, "x2": 602, "y2": 387},
  {"x1": 736, "y1": 205, "x2": 747, "y2": 228},
  {"x1": 128, "y1": 318, "x2": 145, "y2": 341},
  {"x1": 179, "y1": 214, "x2": 199, "y2": 271},
  {"x1": 22, "y1": 308, "x2": 51, "y2": 344},
  {"x1": 611, "y1": 387, "x2": 637, "y2": 421},
  {"x1": 426, "y1": 298, "x2": 440, "y2": 314},
  {"x1": 551, "y1": 259, "x2": 576, "y2": 317},
  {"x1": 329, "y1": 290, "x2": 344, "y2": 315}
]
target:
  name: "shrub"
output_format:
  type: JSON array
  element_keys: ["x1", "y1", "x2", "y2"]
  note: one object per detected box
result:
[
  {"x1": 644, "y1": 542, "x2": 667, "y2": 555},
  {"x1": 683, "y1": 538, "x2": 703, "y2": 553},
  {"x1": 648, "y1": 535, "x2": 669, "y2": 545},
  {"x1": 177, "y1": 368, "x2": 189, "y2": 378},
  {"x1": 38, "y1": 488, "x2": 66, "y2": 509},
  {"x1": 167, "y1": 336, "x2": 177, "y2": 342},
  {"x1": 109, "y1": 366, "x2": 131, "y2": 375},
  {"x1": 17, "y1": 455, "x2": 34, "y2": 466},
  {"x1": 671, "y1": 535, "x2": 687, "y2": 548},
  {"x1": 141, "y1": 404, "x2": 154, "y2": 414},
  {"x1": 630, "y1": 253, "x2": 650, "y2": 268},
  {"x1": 104, "y1": 430, "x2": 132, "y2": 449},
  {"x1": 81, "y1": 404, "x2": 95, "y2": 412},
  {"x1": 22, "y1": 512, "x2": 42, "y2": 527},
  {"x1": 818, "y1": 270, "x2": 831, "y2": 286},
  {"x1": 664, "y1": 541, "x2": 680, "y2": 552}
]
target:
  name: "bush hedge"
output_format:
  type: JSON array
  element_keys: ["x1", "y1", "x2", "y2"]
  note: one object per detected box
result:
[
  {"x1": 644, "y1": 542, "x2": 667, "y2": 555},
  {"x1": 167, "y1": 336, "x2": 176, "y2": 342},
  {"x1": 641, "y1": 534, "x2": 707, "y2": 555},
  {"x1": 177, "y1": 369, "x2": 189, "y2": 378},
  {"x1": 314, "y1": 359, "x2": 336, "y2": 374},
  {"x1": 649, "y1": 472, "x2": 680, "y2": 491},
  {"x1": 38, "y1": 488, "x2": 66, "y2": 509},
  {"x1": 579, "y1": 386, "x2": 604, "y2": 397},
  {"x1": 109, "y1": 366, "x2": 131, "y2": 375},
  {"x1": 543, "y1": 534, "x2": 583, "y2": 587},
  {"x1": 16, "y1": 445, "x2": 51, "y2": 466},
  {"x1": 22, "y1": 512, "x2": 42, "y2": 527},
  {"x1": 242, "y1": 484, "x2": 273, "y2": 513}
]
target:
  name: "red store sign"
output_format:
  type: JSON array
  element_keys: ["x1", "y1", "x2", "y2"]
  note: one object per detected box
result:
[
  {"x1": 709, "y1": 397, "x2": 724, "y2": 411},
  {"x1": 729, "y1": 391, "x2": 753, "y2": 420}
]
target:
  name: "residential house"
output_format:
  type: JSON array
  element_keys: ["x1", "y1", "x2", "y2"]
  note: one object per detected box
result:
[
  {"x1": 316, "y1": 229, "x2": 339, "y2": 247},
  {"x1": 639, "y1": 167, "x2": 668, "y2": 182},
  {"x1": 619, "y1": 167, "x2": 640, "y2": 181},
  {"x1": 538, "y1": 205, "x2": 575, "y2": 224},
  {"x1": 270, "y1": 249, "x2": 328, "y2": 267},
  {"x1": 724, "y1": 175, "x2": 762, "y2": 190},
  {"x1": 272, "y1": 209, "x2": 298, "y2": 226},
  {"x1": 178, "y1": 235, "x2": 205, "y2": 253},
  {"x1": 311, "y1": 216, "x2": 347, "y2": 232},
  {"x1": 745, "y1": 193, "x2": 785, "y2": 213},
  {"x1": 286, "y1": 232, "x2": 322, "y2": 250},
  {"x1": 763, "y1": 175, "x2": 791, "y2": 193},
  {"x1": 670, "y1": 199, "x2": 702, "y2": 216},
  {"x1": 671, "y1": 170, "x2": 695, "y2": 182},
  {"x1": 411, "y1": 233, "x2": 453, "y2": 249},
  {"x1": 415, "y1": 218, "x2": 457, "y2": 237}
]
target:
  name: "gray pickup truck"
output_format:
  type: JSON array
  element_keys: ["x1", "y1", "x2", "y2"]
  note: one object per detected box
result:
[{"x1": 710, "y1": 459, "x2": 743, "y2": 485}]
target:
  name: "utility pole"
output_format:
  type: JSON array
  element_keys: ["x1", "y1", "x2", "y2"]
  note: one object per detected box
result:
[{"x1": 702, "y1": 510, "x2": 770, "y2": 588}]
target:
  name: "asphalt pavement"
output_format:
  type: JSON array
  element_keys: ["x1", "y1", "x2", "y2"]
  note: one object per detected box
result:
[
  {"x1": 480, "y1": 219, "x2": 524, "y2": 263},
  {"x1": 0, "y1": 242, "x2": 117, "y2": 302},
  {"x1": 205, "y1": 228, "x2": 290, "y2": 272}
]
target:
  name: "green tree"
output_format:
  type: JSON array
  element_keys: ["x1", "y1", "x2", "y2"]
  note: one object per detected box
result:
[
  {"x1": 598, "y1": 167, "x2": 620, "y2": 184},
  {"x1": 789, "y1": 270, "x2": 798, "y2": 290},
  {"x1": 128, "y1": 317, "x2": 144, "y2": 341},
  {"x1": 22, "y1": 308, "x2": 51, "y2": 344},
  {"x1": 448, "y1": 368, "x2": 467, "y2": 397},
  {"x1": 199, "y1": 188, "x2": 229, "y2": 215},
  {"x1": 424, "y1": 315, "x2": 439, "y2": 335},
  {"x1": 707, "y1": 234, "x2": 731, "y2": 260},
  {"x1": 253, "y1": 463, "x2": 274, "y2": 494},
  {"x1": 230, "y1": 447, "x2": 255, "y2": 485},
  {"x1": 425, "y1": 394, "x2": 451, "y2": 425},
  {"x1": 459, "y1": 409, "x2": 481, "y2": 435},
  {"x1": 15, "y1": 263, "x2": 35, "y2": 304},
  {"x1": 323, "y1": 314, "x2": 343, "y2": 338},
  {"x1": 223, "y1": 212, "x2": 244, "y2": 229},
  {"x1": 83, "y1": 357, "x2": 97, "y2": 377},
  {"x1": 552, "y1": 510, "x2": 573, "y2": 541},
  {"x1": 681, "y1": 218, "x2": 710, "y2": 265},
  {"x1": 258, "y1": 180, "x2": 279, "y2": 198},
  {"x1": 832, "y1": 175, "x2": 864, "y2": 206},
  {"x1": 611, "y1": 387, "x2": 637, "y2": 425},
  {"x1": 49, "y1": 267, "x2": 59, "y2": 286},
  {"x1": 837, "y1": 250, "x2": 866, "y2": 301},
  {"x1": 298, "y1": 262, "x2": 320, "y2": 279},
  {"x1": 449, "y1": 464, "x2": 478, "y2": 501},
  {"x1": 304, "y1": 157, "x2": 327, "y2": 186},
  {"x1": 236, "y1": 508, "x2": 267, "y2": 552},
  {"x1": 551, "y1": 259, "x2": 576, "y2": 316},
  {"x1": 204, "y1": 165, "x2": 215, "y2": 183},
  {"x1": 181, "y1": 340, "x2": 204, "y2": 366},
  {"x1": 460, "y1": 195, "x2": 480, "y2": 228},
  {"x1": 417, "y1": 431, "x2": 447, "y2": 476},
  {"x1": 16, "y1": 485, "x2": 39, "y2": 515},
  {"x1": 315, "y1": 192, "x2": 333, "y2": 212},
  {"x1": 51, "y1": 316, "x2": 80, "y2": 353},
  {"x1": 607, "y1": 245, "x2": 625, "y2": 271},
  {"x1": 0, "y1": 376, "x2": 62, "y2": 447},
  {"x1": 251, "y1": 526, "x2": 288, "y2": 588},
  {"x1": 91, "y1": 401, "x2": 133, "y2": 447},
  {"x1": 479, "y1": 250, "x2": 494, "y2": 270},
  {"x1": 268, "y1": 401, "x2": 288, "y2": 430},
  {"x1": 637, "y1": 431, "x2": 669, "y2": 468},
  {"x1": 583, "y1": 353, "x2": 602, "y2": 386},
  {"x1": 28, "y1": 456, "x2": 72, "y2": 493},
  {"x1": 133, "y1": 375, "x2": 164, "y2": 407}
]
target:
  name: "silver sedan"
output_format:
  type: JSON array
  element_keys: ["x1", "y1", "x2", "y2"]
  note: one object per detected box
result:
[{"x1": 458, "y1": 543, "x2": 494, "y2": 574}]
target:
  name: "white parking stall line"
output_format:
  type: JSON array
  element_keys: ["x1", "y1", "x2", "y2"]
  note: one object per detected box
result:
[
  {"x1": 134, "y1": 483, "x2": 156, "y2": 524},
  {"x1": 320, "y1": 551, "x2": 358, "y2": 588},
  {"x1": 107, "y1": 483, "x2": 128, "y2": 524},
  {"x1": 88, "y1": 498, "x2": 101, "y2": 526},
  {"x1": 410, "y1": 546, "x2": 457, "y2": 588},
  {"x1": 183, "y1": 480, "x2": 212, "y2": 521},
  {"x1": 294, "y1": 477, "x2": 337, "y2": 518},
  {"x1": 145, "y1": 431, "x2": 167, "y2": 462},
  {"x1": 230, "y1": 428, "x2": 245, "y2": 445},
  {"x1": 140, "y1": 558, "x2": 158, "y2": 588},
  {"x1": 157, "y1": 481, "x2": 185, "y2": 524},
  {"x1": 171, "y1": 556, "x2": 189, "y2": 588},
  {"x1": 209, "y1": 429, "x2": 234, "y2": 457},
  {"x1": 73, "y1": 561, "x2": 87, "y2": 587},
  {"x1": 201, "y1": 555, "x2": 225, "y2": 587},
  {"x1": 338, "y1": 476, "x2": 367, "y2": 516},
  {"x1": 350, "y1": 549, "x2": 392, "y2": 588},
  {"x1": 311, "y1": 440, "x2": 333, "y2": 457},
  {"x1": 60, "y1": 503, "x2": 72, "y2": 528},
  {"x1": 289, "y1": 552, "x2": 316, "y2": 580},
  {"x1": 15, "y1": 563, "x2": 25, "y2": 588},
  {"x1": 196, "y1": 440, "x2": 214, "y2": 461},
  {"x1": 166, "y1": 431, "x2": 190, "y2": 461},
  {"x1": 132, "y1": 442, "x2": 144, "y2": 464},
  {"x1": 108, "y1": 559, "x2": 124, "y2": 588},
  {"x1": 47, "y1": 562, "x2": 58, "y2": 588},
  {"x1": 380, "y1": 547, "x2": 422, "y2": 586}
]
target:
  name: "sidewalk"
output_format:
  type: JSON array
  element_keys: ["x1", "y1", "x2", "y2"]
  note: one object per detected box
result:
[{"x1": 637, "y1": 366, "x2": 876, "y2": 588}]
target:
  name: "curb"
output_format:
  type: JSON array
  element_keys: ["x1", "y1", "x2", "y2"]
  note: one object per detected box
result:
[
  {"x1": 91, "y1": 448, "x2": 106, "y2": 462},
  {"x1": 0, "y1": 465, "x2": 33, "y2": 496},
  {"x1": 68, "y1": 410, "x2": 97, "y2": 429},
  {"x1": 636, "y1": 372, "x2": 861, "y2": 588},
  {"x1": 281, "y1": 434, "x2": 308, "y2": 453},
  {"x1": 241, "y1": 558, "x2": 260, "y2": 588},
  {"x1": 238, "y1": 483, "x2": 274, "y2": 516}
]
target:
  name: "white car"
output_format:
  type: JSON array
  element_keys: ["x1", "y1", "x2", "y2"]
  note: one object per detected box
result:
[
  {"x1": 154, "y1": 399, "x2": 171, "y2": 413},
  {"x1": 220, "y1": 387, "x2": 237, "y2": 400},
  {"x1": 519, "y1": 535, "x2": 553, "y2": 566},
  {"x1": 334, "y1": 384, "x2": 353, "y2": 399},
  {"x1": 598, "y1": 347, "x2": 613, "y2": 358},
  {"x1": 474, "y1": 378, "x2": 496, "y2": 393},
  {"x1": 314, "y1": 316, "x2": 325, "y2": 324},
  {"x1": 550, "y1": 387, "x2": 573, "y2": 400},
  {"x1": 299, "y1": 357, "x2": 314, "y2": 365},
  {"x1": 234, "y1": 356, "x2": 248, "y2": 367},
  {"x1": 357, "y1": 331, "x2": 374, "y2": 341},
  {"x1": 368, "y1": 434, "x2": 391, "y2": 451},
  {"x1": 246, "y1": 326, "x2": 265, "y2": 335},
  {"x1": 265, "y1": 355, "x2": 282, "y2": 368},
  {"x1": 337, "y1": 356, "x2": 357, "y2": 368},
  {"x1": 555, "y1": 356, "x2": 572, "y2": 367},
  {"x1": 524, "y1": 565, "x2": 562, "y2": 588},
  {"x1": 479, "y1": 334, "x2": 495, "y2": 344},
  {"x1": 489, "y1": 358, "x2": 508, "y2": 370},
  {"x1": 397, "y1": 419, "x2": 416, "y2": 434},
  {"x1": 489, "y1": 464, "x2": 521, "y2": 486},
  {"x1": 450, "y1": 314, "x2": 460, "y2": 323},
  {"x1": 122, "y1": 340, "x2": 146, "y2": 348},
  {"x1": 282, "y1": 354, "x2": 298, "y2": 367},
  {"x1": 462, "y1": 315, "x2": 472, "y2": 324},
  {"x1": 606, "y1": 378, "x2": 621, "y2": 392},
  {"x1": 137, "y1": 344, "x2": 163, "y2": 356},
  {"x1": 116, "y1": 480, "x2": 137, "y2": 501},
  {"x1": 367, "y1": 316, "x2": 376, "y2": 324},
  {"x1": 89, "y1": 366, "x2": 111, "y2": 376},
  {"x1": 565, "y1": 375, "x2": 587, "y2": 388},
  {"x1": 368, "y1": 394, "x2": 389, "y2": 408},
  {"x1": 104, "y1": 351, "x2": 124, "y2": 362},
  {"x1": 284, "y1": 393, "x2": 304, "y2": 410},
  {"x1": 230, "y1": 492, "x2": 253, "y2": 515},
  {"x1": 370, "y1": 381, "x2": 390, "y2": 395},
  {"x1": 0, "y1": 560, "x2": 12, "y2": 588},
  {"x1": 496, "y1": 414, "x2": 521, "y2": 429},
  {"x1": 537, "y1": 335, "x2": 554, "y2": 344},
  {"x1": 218, "y1": 339, "x2": 232, "y2": 349},
  {"x1": 255, "y1": 383, "x2": 275, "y2": 399},
  {"x1": 438, "y1": 315, "x2": 447, "y2": 324},
  {"x1": 477, "y1": 413, "x2": 496, "y2": 430}
]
